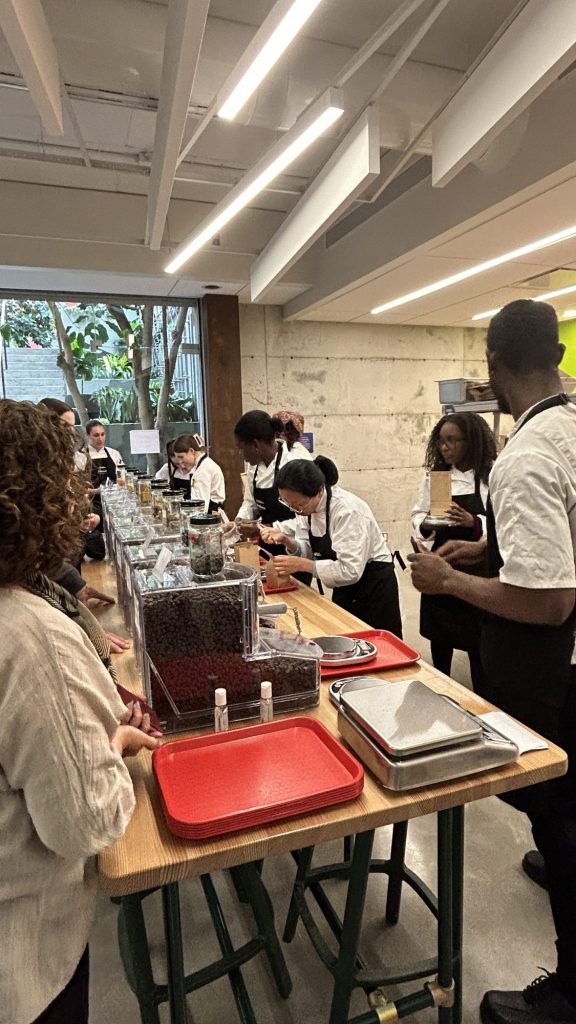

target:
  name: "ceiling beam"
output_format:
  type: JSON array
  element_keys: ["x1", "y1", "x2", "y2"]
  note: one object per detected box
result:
[
  {"x1": 0, "y1": 0, "x2": 63, "y2": 135},
  {"x1": 146, "y1": 0, "x2": 210, "y2": 250},
  {"x1": 432, "y1": 0, "x2": 576, "y2": 187}
]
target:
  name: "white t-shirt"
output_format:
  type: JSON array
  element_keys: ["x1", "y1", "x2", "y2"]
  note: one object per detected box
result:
[
  {"x1": 412, "y1": 467, "x2": 489, "y2": 541},
  {"x1": 274, "y1": 484, "x2": 392, "y2": 589},
  {"x1": 155, "y1": 456, "x2": 225, "y2": 512},
  {"x1": 489, "y1": 399, "x2": 576, "y2": 590},
  {"x1": 237, "y1": 442, "x2": 311, "y2": 520}
]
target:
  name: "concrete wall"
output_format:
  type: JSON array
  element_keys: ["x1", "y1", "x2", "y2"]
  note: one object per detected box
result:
[{"x1": 239, "y1": 304, "x2": 494, "y2": 550}]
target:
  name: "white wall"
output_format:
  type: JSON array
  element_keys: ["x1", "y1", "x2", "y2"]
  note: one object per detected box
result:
[{"x1": 239, "y1": 304, "x2": 494, "y2": 550}]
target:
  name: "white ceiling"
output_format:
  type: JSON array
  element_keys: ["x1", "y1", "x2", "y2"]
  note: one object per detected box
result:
[{"x1": 1, "y1": 0, "x2": 576, "y2": 328}]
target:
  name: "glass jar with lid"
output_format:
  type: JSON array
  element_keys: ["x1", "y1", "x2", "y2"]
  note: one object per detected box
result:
[
  {"x1": 188, "y1": 513, "x2": 225, "y2": 579},
  {"x1": 151, "y1": 481, "x2": 167, "y2": 520},
  {"x1": 161, "y1": 489, "x2": 184, "y2": 528},
  {"x1": 125, "y1": 468, "x2": 136, "y2": 495},
  {"x1": 137, "y1": 475, "x2": 152, "y2": 506},
  {"x1": 179, "y1": 498, "x2": 205, "y2": 546}
]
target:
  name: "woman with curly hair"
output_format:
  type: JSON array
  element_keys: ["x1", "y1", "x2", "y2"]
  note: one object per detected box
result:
[
  {"x1": 0, "y1": 400, "x2": 159, "y2": 1024},
  {"x1": 411, "y1": 411, "x2": 497, "y2": 686}
]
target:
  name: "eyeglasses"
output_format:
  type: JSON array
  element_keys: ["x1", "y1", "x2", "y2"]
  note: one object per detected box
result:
[
  {"x1": 436, "y1": 435, "x2": 466, "y2": 448},
  {"x1": 279, "y1": 496, "x2": 314, "y2": 515}
]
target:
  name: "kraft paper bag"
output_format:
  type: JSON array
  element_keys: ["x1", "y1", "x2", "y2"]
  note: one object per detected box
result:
[{"x1": 429, "y1": 472, "x2": 452, "y2": 516}]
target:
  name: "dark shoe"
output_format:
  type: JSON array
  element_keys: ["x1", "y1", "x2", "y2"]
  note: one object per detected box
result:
[
  {"x1": 522, "y1": 850, "x2": 548, "y2": 891},
  {"x1": 481, "y1": 972, "x2": 576, "y2": 1024}
]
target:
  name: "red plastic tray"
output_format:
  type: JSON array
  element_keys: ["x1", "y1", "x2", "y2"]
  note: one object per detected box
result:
[
  {"x1": 320, "y1": 630, "x2": 420, "y2": 679},
  {"x1": 262, "y1": 578, "x2": 299, "y2": 594},
  {"x1": 153, "y1": 716, "x2": 363, "y2": 839}
]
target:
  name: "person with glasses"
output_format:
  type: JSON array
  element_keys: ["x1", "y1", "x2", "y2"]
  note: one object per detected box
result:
[
  {"x1": 411, "y1": 412, "x2": 497, "y2": 687},
  {"x1": 260, "y1": 456, "x2": 402, "y2": 634}
]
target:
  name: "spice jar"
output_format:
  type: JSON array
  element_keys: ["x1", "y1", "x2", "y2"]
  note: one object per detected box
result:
[
  {"x1": 161, "y1": 489, "x2": 184, "y2": 528},
  {"x1": 188, "y1": 513, "x2": 225, "y2": 579},
  {"x1": 125, "y1": 468, "x2": 136, "y2": 495},
  {"x1": 151, "y1": 481, "x2": 167, "y2": 520},
  {"x1": 137, "y1": 475, "x2": 152, "y2": 505},
  {"x1": 179, "y1": 498, "x2": 205, "y2": 546}
]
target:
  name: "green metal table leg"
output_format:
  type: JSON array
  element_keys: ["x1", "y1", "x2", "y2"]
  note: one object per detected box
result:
[
  {"x1": 437, "y1": 810, "x2": 455, "y2": 1024},
  {"x1": 233, "y1": 862, "x2": 292, "y2": 998},
  {"x1": 117, "y1": 894, "x2": 163, "y2": 1024},
  {"x1": 284, "y1": 845, "x2": 315, "y2": 942},
  {"x1": 200, "y1": 874, "x2": 256, "y2": 1024},
  {"x1": 328, "y1": 829, "x2": 375, "y2": 1024},
  {"x1": 451, "y1": 806, "x2": 464, "y2": 1024},
  {"x1": 161, "y1": 883, "x2": 188, "y2": 1024},
  {"x1": 385, "y1": 820, "x2": 409, "y2": 925}
]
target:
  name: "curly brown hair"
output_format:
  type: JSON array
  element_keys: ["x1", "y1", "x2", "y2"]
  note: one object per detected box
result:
[
  {"x1": 424, "y1": 412, "x2": 496, "y2": 483},
  {"x1": 0, "y1": 400, "x2": 90, "y2": 584}
]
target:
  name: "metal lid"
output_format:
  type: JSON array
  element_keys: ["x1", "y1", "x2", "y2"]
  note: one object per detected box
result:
[
  {"x1": 181, "y1": 499, "x2": 205, "y2": 508},
  {"x1": 151, "y1": 480, "x2": 166, "y2": 488},
  {"x1": 161, "y1": 489, "x2": 181, "y2": 496},
  {"x1": 189, "y1": 513, "x2": 221, "y2": 525}
]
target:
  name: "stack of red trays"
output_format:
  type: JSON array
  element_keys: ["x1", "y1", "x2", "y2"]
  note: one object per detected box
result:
[{"x1": 153, "y1": 717, "x2": 364, "y2": 839}]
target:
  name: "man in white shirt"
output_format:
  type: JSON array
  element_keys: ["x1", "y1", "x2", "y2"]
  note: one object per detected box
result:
[{"x1": 410, "y1": 300, "x2": 576, "y2": 1024}]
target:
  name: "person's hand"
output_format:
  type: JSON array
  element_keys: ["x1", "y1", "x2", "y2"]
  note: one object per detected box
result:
[
  {"x1": 121, "y1": 700, "x2": 163, "y2": 738},
  {"x1": 435, "y1": 538, "x2": 487, "y2": 566},
  {"x1": 273, "y1": 555, "x2": 312, "y2": 576},
  {"x1": 76, "y1": 584, "x2": 116, "y2": 606},
  {"x1": 111, "y1": 724, "x2": 160, "y2": 757},
  {"x1": 84, "y1": 512, "x2": 100, "y2": 531},
  {"x1": 446, "y1": 503, "x2": 475, "y2": 528},
  {"x1": 259, "y1": 526, "x2": 287, "y2": 545},
  {"x1": 222, "y1": 521, "x2": 237, "y2": 534},
  {"x1": 408, "y1": 545, "x2": 454, "y2": 594},
  {"x1": 106, "y1": 631, "x2": 131, "y2": 653},
  {"x1": 236, "y1": 518, "x2": 261, "y2": 539}
]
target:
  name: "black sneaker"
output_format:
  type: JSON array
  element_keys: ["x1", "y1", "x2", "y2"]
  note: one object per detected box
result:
[
  {"x1": 522, "y1": 850, "x2": 548, "y2": 891},
  {"x1": 481, "y1": 972, "x2": 576, "y2": 1024}
]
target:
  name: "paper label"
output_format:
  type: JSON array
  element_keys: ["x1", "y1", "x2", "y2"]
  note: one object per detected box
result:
[
  {"x1": 141, "y1": 525, "x2": 156, "y2": 555},
  {"x1": 429, "y1": 472, "x2": 452, "y2": 516},
  {"x1": 152, "y1": 544, "x2": 173, "y2": 583},
  {"x1": 129, "y1": 429, "x2": 161, "y2": 454}
]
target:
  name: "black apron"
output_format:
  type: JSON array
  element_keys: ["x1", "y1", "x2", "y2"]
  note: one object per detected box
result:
[
  {"x1": 90, "y1": 447, "x2": 117, "y2": 487},
  {"x1": 254, "y1": 446, "x2": 295, "y2": 557},
  {"x1": 308, "y1": 487, "x2": 402, "y2": 636},
  {"x1": 171, "y1": 455, "x2": 223, "y2": 513},
  {"x1": 419, "y1": 474, "x2": 487, "y2": 651},
  {"x1": 480, "y1": 393, "x2": 576, "y2": 757}
]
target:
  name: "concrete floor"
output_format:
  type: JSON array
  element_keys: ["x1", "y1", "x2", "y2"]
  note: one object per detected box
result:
[{"x1": 90, "y1": 571, "x2": 556, "y2": 1024}]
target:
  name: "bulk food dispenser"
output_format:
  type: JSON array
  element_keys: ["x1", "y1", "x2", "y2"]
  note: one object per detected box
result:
[{"x1": 132, "y1": 564, "x2": 321, "y2": 732}]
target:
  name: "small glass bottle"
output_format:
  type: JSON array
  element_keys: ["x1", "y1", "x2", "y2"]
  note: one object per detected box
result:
[
  {"x1": 214, "y1": 687, "x2": 229, "y2": 732},
  {"x1": 179, "y1": 498, "x2": 205, "y2": 546},
  {"x1": 260, "y1": 680, "x2": 273, "y2": 723},
  {"x1": 116, "y1": 461, "x2": 126, "y2": 487}
]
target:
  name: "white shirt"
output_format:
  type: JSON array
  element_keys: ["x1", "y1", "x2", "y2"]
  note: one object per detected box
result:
[
  {"x1": 74, "y1": 449, "x2": 88, "y2": 471},
  {"x1": 489, "y1": 398, "x2": 576, "y2": 590},
  {"x1": 237, "y1": 441, "x2": 311, "y2": 520},
  {"x1": 0, "y1": 589, "x2": 134, "y2": 1024},
  {"x1": 155, "y1": 456, "x2": 225, "y2": 512},
  {"x1": 411, "y1": 467, "x2": 489, "y2": 541},
  {"x1": 287, "y1": 440, "x2": 312, "y2": 458},
  {"x1": 87, "y1": 444, "x2": 122, "y2": 465},
  {"x1": 274, "y1": 484, "x2": 392, "y2": 589}
]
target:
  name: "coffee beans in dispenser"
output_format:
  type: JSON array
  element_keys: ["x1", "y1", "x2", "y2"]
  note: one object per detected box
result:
[
  {"x1": 179, "y1": 498, "x2": 205, "y2": 546},
  {"x1": 188, "y1": 513, "x2": 225, "y2": 579}
]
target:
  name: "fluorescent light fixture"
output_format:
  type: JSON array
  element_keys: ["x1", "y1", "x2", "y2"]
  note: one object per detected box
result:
[
  {"x1": 370, "y1": 224, "x2": 576, "y2": 316},
  {"x1": 165, "y1": 89, "x2": 344, "y2": 275},
  {"x1": 217, "y1": 0, "x2": 324, "y2": 121},
  {"x1": 562, "y1": 309, "x2": 576, "y2": 318},
  {"x1": 472, "y1": 284, "x2": 576, "y2": 321}
]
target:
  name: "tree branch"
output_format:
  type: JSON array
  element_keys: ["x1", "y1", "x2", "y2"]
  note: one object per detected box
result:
[{"x1": 47, "y1": 301, "x2": 88, "y2": 427}]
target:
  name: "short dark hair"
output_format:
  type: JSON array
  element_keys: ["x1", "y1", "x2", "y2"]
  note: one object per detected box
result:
[
  {"x1": 276, "y1": 455, "x2": 339, "y2": 496},
  {"x1": 38, "y1": 397, "x2": 74, "y2": 417},
  {"x1": 487, "y1": 299, "x2": 562, "y2": 372},
  {"x1": 85, "y1": 419, "x2": 104, "y2": 434},
  {"x1": 234, "y1": 410, "x2": 283, "y2": 444}
]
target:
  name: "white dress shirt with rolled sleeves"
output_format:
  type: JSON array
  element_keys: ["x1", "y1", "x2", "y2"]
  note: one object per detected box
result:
[{"x1": 275, "y1": 485, "x2": 392, "y2": 589}]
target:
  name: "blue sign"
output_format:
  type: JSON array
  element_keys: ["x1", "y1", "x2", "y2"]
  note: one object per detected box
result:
[{"x1": 300, "y1": 432, "x2": 314, "y2": 453}]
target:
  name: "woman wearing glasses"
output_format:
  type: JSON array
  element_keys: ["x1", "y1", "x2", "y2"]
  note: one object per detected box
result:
[
  {"x1": 411, "y1": 412, "x2": 496, "y2": 686},
  {"x1": 260, "y1": 456, "x2": 402, "y2": 635}
]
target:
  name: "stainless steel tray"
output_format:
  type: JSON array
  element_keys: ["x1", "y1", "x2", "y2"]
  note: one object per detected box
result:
[
  {"x1": 340, "y1": 677, "x2": 481, "y2": 756},
  {"x1": 338, "y1": 705, "x2": 519, "y2": 791},
  {"x1": 316, "y1": 638, "x2": 378, "y2": 667}
]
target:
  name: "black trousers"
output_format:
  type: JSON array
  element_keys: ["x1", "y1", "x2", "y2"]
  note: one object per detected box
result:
[{"x1": 33, "y1": 947, "x2": 89, "y2": 1024}]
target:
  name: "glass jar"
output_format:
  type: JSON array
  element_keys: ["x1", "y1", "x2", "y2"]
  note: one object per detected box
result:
[
  {"x1": 125, "y1": 468, "x2": 136, "y2": 495},
  {"x1": 188, "y1": 513, "x2": 225, "y2": 579},
  {"x1": 116, "y1": 462, "x2": 126, "y2": 487},
  {"x1": 137, "y1": 475, "x2": 152, "y2": 506},
  {"x1": 161, "y1": 489, "x2": 184, "y2": 528},
  {"x1": 151, "y1": 481, "x2": 167, "y2": 520},
  {"x1": 179, "y1": 498, "x2": 205, "y2": 546}
]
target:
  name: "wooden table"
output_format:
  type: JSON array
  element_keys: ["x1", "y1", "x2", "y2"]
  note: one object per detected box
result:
[{"x1": 86, "y1": 560, "x2": 567, "y2": 1024}]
